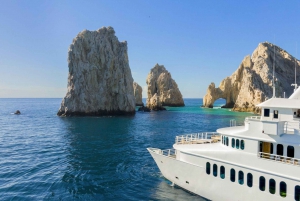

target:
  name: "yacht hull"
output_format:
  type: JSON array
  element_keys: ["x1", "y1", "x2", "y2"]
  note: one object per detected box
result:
[{"x1": 148, "y1": 148, "x2": 292, "y2": 201}]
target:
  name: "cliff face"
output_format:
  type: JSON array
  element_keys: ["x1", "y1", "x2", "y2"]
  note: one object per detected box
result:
[
  {"x1": 133, "y1": 82, "x2": 143, "y2": 106},
  {"x1": 146, "y1": 64, "x2": 184, "y2": 110},
  {"x1": 57, "y1": 27, "x2": 135, "y2": 116},
  {"x1": 203, "y1": 42, "x2": 300, "y2": 113}
]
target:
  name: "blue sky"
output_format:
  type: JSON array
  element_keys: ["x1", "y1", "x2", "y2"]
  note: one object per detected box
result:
[{"x1": 0, "y1": 0, "x2": 299, "y2": 98}]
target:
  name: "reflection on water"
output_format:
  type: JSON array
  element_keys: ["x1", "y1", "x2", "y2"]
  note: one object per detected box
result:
[
  {"x1": 0, "y1": 98, "x2": 256, "y2": 200},
  {"x1": 153, "y1": 177, "x2": 209, "y2": 201}
]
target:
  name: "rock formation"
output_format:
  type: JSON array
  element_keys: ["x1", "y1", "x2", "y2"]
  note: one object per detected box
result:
[
  {"x1": 57, "y1": 27, "x2": 135, "y2": 116},
  {"x1": 133, "y1": 82, "x2": 143, "y2": 106},
  {"x1": 203, "y1": 42, "x2": 300, "y2": 113},
  {"x1": 146, "y1": 64, "x2": 184, "y2": 110}
]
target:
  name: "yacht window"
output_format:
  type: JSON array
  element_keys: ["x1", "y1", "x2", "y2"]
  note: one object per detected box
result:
[
  {"x1": 238, "y1": 171, "x2": 244, "y2": 185},
  {"x1": 220, "y1": 166, "x2": 225, "y2": 179},
  {"x1": 259, "y1": 176, "x2": 265, "y2": 191},
  {"x1": 269, "y1": 179, "x2": 276, "y2": 194},
  {"x1": 280, "y1": 181, "x2": 287, "y2": 197},
  {"x1": 236, "y1": 139, "x2": 240, "y2": 149},
  {"x1": 259, "y1": 141, "x2": 263, "y2": 152},
  {"x1": 277, "y1": 144, "x2": 284, "y2": 156},
  {"x1": 287, "y1": 146, "x2": 294, "y2": 158},
  {"x1": 274, "y1": 110, "x2": 278, "y2": 119},
  {"x1": 226, "y1": 137, "x2": 229, "y2": 146},
  {"x1": 222, "y1": 136, "x2": 224, "y2": 144},
  {"x1": 213, "y1": 164, "x2": 217, "y2": 177},
  {"x1": 247, "y1": 173, "x2": 253, "y2": 187},
  {"x1": 270, "y1": 143, "x2": 273, "y2": 154},
  {"x1": 206, "y1": 162, "x2": 210, "y2": 175},
  {"x1": 264, "y1": 109, "x2": 270, "y2": 117},
  {"x1": 232, "y1": 138, "x2": 235, "y2": 148},
  {"x1": 241, "y1": 140, "x2": 245, "y2": 150},
  {"x1": 230, "y1": 169, "x2": 235, "y2": 182},
  {"x1": 295, "y1": 185, "x2": 300, "y2": 201}
]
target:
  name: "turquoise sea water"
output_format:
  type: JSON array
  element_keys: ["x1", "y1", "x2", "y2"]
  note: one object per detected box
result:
[{"x1": 0, "y1": 98, "x2": 253, "y2": 200}]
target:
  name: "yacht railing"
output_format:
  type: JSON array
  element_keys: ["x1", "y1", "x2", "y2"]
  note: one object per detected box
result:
[
  {"x1": 245, "y1": 116, "x2": 261, "y2": 121},
  {"x1": 258, "y1": 152, "x2": 300, "y2": 166},
  {"x1": 175, "y1": 132, "x2": 220, "y2": 144},
  {"x1": 161, "y1": 148, "x2": 176, "y2": 158}
]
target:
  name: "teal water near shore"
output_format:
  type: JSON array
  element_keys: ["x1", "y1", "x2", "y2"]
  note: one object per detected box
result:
[{"x1": 0, "y1": 98, "x2": 252, "y2": 200}]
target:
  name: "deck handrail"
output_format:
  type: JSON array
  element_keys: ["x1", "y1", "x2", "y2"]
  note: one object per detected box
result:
[
  {"x1": 245, "y1": 116, "x2": 261, "y2": 121},
  {"x1": 161, "y1": 148, "x2": 176, "y2": 157},
  {"x1": 257, "y1": 152, "x2": 300, "y2": 166},
  {"x1": 175, "y1": 132, "x2": 220, "y2": 144}
]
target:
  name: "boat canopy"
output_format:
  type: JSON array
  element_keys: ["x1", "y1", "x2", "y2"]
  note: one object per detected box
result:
[{"x1": 256, "y1": 98, "x2": 300, "y2": 109}]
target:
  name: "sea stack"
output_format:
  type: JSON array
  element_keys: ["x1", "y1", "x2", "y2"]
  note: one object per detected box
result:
[
  {"x1": 133, "y1": 82, "x2": 143, "y2": 106},
  {"x1": 57, "y1": 27, "x2": 135, "y2": 116},
  {"x1": 146, "y1": 64, "x2": 184, "y2": 110},
  {"x1": 203, "y1": 42, "x2": 300, "y2": 113}
]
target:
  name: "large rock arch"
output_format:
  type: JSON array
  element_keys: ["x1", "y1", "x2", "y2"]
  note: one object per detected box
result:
[{"x1": 203, "y1": 42, "x2": 300, "y2": 113}]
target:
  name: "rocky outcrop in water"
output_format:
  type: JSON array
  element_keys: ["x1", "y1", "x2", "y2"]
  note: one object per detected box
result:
[
  {"x1": 57, "y1": 27, "x2": 135, "y2": 116},
  {"x1": 146, "y1": 64, "x2": 184, "y2": 110},
  {"x1": 133, "y1": 82, "x2": 143, "y2": 106},
  {"x1": 203, "y1": 42, "x2": 300, "y2": 113}
]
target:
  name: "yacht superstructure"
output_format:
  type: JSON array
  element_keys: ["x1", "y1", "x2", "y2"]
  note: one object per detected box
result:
[{"x1": 148, "y1": 88, "x2": 300, "y2": 201}]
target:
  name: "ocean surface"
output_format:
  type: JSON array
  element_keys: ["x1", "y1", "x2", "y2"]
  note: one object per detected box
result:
[{"x1": 0, "y1": 98, "x2": 253, "y2": 200}]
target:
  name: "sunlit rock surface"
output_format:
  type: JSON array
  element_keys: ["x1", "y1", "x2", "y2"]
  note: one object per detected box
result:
[
  {"x1": 203, "y1": 42, "x2": 300, "y2": 113},
  {"x1": 58, "y1": 27, "x2": 135, "y2": 116},
  {"x1": 146, "y1": 64, "x2": 184, "y2": 110}
]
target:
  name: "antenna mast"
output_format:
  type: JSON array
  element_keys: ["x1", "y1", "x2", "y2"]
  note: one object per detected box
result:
[
  {"x1": 292, "y1": 42, "x2": 298, "y2": 91},
  {"x1": 272, "y1": 44, "x2": 275, "y2": 98}
]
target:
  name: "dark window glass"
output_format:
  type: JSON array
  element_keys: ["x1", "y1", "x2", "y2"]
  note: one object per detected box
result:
[
  {"x1": 230, "y1": 169, "x2": 235, "y2": 182},
  {"x1": 295, "y1": 185, "x2": 300, "y2": 201},
  {"x1": 232, "y1": 138, "x2": 235, "y2": 148},
  {"x1": 226, "y1": 137, "x2": 229, "y2": 146},
  {"x1": 264, "y1": 109, "x2": 270, "y2": 117},
  {"x1": 287, "y1": 146, "x2": 294, "y2": 158},
  {"x1": 220, "y1": 166, "x2": 225, "y2": 179},
  {"x1": 259, "y1": 176, "x2": 265, "y2": 191},
  {"x1": 274, "y1": 110, "x2": 278, "y2": 118},
  {"x1": 236, "y1": 139, "x2": 240, "y2": 149},
  {"x1": 238, "y1": 171, "x2": 244, "y2": 185},
  {"x1": 259, "y1": 141, "x2": 263, "y2": 152},
  {"x1": 241, "y1": 140, "x2": 245, "y2": 150},
  {"x1": 206, "y1": 162, "x2": 210, "y2": 175},
  {"x1": 270, "y1": 143, "x2": 273, "y2": 154},
  {"x1": 277, "y1": 144, "x2": 284, "y2": 156},
  {"x1": 247, "y1": 173, "x2": 253, "y2": 187},
  {"x1": 280, "y1": 182, "x2": 287, "y2": 197},
  {"x1": 269, "y1": 179, "x2": 276, "y2": 194},
  {"x1": 213, "y1": 164, "x2": 217, "y2": 177},
  {"x1": 222, "y1": 136, "x2": 224, "y2": 144}
]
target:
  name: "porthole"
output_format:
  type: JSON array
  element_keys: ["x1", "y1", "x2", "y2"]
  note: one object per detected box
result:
[
  {"x1": 230, "y1": 169, "x2": 235, "y2": 182},
  {"x1": 259, "y1": 176, "x2": 265, "y2": 191},
  {"x1": 213, "y1": 164, "x2": 217, "y2": 177},
  {"x1": 280, "y1": 181, "x2": 287, "y2": 197},
  {"x1": 295, "y1": 185, "x2": 300, "y2": 200},
  {"x1": 236, "y1": 139, "x2": 240, "y2": 149},
  {"x1": 238, "y1": 171, "x2": 244, "y2": 185},
  {"x1": 226, "y1": 137, "x2": 229, "y2": 146},
  {"x1": 232, "y1": 138, "x2": 235, "y2": 148},
  {"x1": 247, "y1": 173, "x2": 253, "y2": 187},
  {"x1": 206, "y1": 162, "x2": 210, "y2": 175},
  {"x1": 220, "y1": 166, "x2": 225, "y2": 179},
  {"x1": 269, "y1": 179, "x2": 276, "y2": 194},
  {"x1": 241, "y1": 140, "x2": 245, "y2": 150}
]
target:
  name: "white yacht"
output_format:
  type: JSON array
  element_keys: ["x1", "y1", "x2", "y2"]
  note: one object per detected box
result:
[{"x1": 148, "y1": 88, "x2": 300, "y2": 201}]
